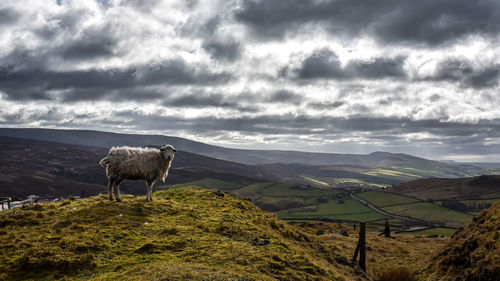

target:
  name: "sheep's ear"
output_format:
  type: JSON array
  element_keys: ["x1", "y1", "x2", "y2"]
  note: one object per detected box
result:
[
  {"x1": 160, "y1": 147, "x2": 165, "y2": 152},
  {"x1": 173, "y1": 149, "x2": 178, "y2": 152}
]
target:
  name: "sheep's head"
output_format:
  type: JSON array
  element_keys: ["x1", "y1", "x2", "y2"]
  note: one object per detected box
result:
[{"x1": 160, "y1": 144, "x2": 178, "y2": 160}]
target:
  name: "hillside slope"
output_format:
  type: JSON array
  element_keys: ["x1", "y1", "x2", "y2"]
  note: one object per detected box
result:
[
  {"x1": 424, "y1": 201, "x2": 500, "y2": 280},
  {"x1": 0, "y1": 128, "x2": 487, "y2": 179},
  {"x1": 0, "y1": 136, "x2": 268, "y2": 198},
  {"x1": 0, "y1": 188, "x2": 363, "y2": 281},
  {"x1": 388, "y1": 175, "x2": 500, "y2": 200}
]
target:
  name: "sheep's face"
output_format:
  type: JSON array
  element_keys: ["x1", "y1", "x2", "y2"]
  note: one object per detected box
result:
[{"x1": 160, "y1": 144, "x2": 178, "y2": 160}]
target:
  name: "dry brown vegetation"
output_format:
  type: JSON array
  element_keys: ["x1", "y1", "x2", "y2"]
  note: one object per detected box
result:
[
  {"x1": 376, "y1": 267, "x2": 416, "y2": 281},
  {"x1": 424, "y1": 201, "x2": 500, "y2": 281}
]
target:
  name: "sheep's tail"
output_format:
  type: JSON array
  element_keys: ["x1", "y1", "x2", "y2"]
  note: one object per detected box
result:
[{"x1": 99, "y1": 156, "x2": 110, "y2": 167}]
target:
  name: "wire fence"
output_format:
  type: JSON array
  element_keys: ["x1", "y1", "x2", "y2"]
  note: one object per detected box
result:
[{"x1": 0, "y1": 197, "x2": 11, "y2": 211}]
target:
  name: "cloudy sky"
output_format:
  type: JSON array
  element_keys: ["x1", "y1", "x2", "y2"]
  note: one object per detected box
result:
[{"x1": 1, "y1": 0, "x2": 500, "y2": 161}]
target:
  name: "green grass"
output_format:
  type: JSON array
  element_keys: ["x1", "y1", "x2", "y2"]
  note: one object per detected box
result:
[
  {"x1": 254, "y1": 196, "x2": 321, "y2": 212},
  {"x1": 0, "y1": 187, "x2": 358, "y2": 281},
  {"x1": 407, "y1": 227, "x2": 456, "y2": 237},
  {"x1": 278, "y1": 198, "x2": 388, "y2": 222},
  {"x1": 382, "y1": 202, "x2": 473, "y2": 227},
  {"x1": 258, "y1": 183, "x2": 339, "y2": 197},
  {"x1": 362, "y1": 168, "x2": 422, "y2": 179},
  {"x1": 389, "y1": 166, "x2": 450, "y2": 178},
  {"x1": 302, "y1": 174, "x2": 389, "y2": 189},
  {"x1": 233, "y1": 182, "x2": 341, "y2": 212},
  {"x1": 233, "y1": 183, "x2": 270, "y2": 201},
  {"x1": 487, "y1": 168, "x2": 500, "y2": 174},
  {"x1": 157, "y1": 178, "x2": 243, "y2": 191},
  {"x1": 357, "y1": 191, "x2": 418, "y2": 207},
  {"x1": 300, "y1": 176, "x2": 329, "y2": 186},
  {"x1": 332, "y1": 178, "x2": 387, "y2": 188}
]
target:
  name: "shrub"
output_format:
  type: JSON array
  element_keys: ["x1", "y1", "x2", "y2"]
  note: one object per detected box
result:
[{"x1": 377, "y1": 267, "x2": 416, "y2": 281}]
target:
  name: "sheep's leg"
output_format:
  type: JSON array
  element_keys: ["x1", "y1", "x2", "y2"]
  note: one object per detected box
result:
[
  {"x1": 108, "y1": 179, "x2": 115, "y2": 201},
  {"x1": 146, "y1": 180, "x2": 154, "y2": 202},
  {"x1": 114, "y1": 180, "x2": 122, "y2": 202}
]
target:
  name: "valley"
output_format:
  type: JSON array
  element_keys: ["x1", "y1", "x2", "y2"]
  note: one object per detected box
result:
[
  {"x1": 1, "y1": 128, "x2": 499, "y2": 280},
  {"x1": 1, "y1": 128, "x2": 499, "y2": 237}
]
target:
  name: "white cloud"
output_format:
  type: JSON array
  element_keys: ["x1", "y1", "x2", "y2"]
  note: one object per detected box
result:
[{"x1": 0, "y1": 0, "x2": 499, "y2": 160}]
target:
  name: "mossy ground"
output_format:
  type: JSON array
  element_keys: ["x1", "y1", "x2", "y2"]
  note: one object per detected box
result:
[
  {"x1": 0, "y1": 187, "x2": 449, "y2": 281},
  {"x1": 0, "y1": 188, "x2": 365, "y2": 281}
]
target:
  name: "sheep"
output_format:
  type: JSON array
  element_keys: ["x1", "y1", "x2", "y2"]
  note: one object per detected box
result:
[{"x1": 99, "y1": 144, "x2": 178, "y2": 202}]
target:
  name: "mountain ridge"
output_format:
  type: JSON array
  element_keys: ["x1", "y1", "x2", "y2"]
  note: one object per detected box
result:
[{"x1": 0, "y1": 128, "x2": 487, "y2": 177}]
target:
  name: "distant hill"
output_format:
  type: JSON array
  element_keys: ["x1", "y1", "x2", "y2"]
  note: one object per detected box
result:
[
  {"x1": 0, "y1": 136, "x2": 270, "y2": 198},
  {"x1": 425, "y1": 201, "x2": 500, "y2": 280},
  {"x1": 0, "y1": 128, "x2": 489, "y2": 180},
  {"x1": 2, "y1": 132, "x2": 492, "y2": 200},
  {"x1": 440, "y1": 160, "x2": 500, "y2": 169},
  {"x1": 388, "y1": 175, "x2": 500, "y2": 200}
]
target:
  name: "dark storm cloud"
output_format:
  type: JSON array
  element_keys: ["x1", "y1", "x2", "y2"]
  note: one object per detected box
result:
[
  {"x1": 287, "y1": 48, "x2": 407, "y2": 80},
  {"x1": 297, "y1": 49, "x2": 344, "y2": 79},
  {"x1": 61, "y1": 87, "x2": 165, "y2": 102},
  {"x1": 162, "y1": 89, "x2": 301, "y2": 111},
  {"x1": 427, "y1": 59, "x2": 500, "y2": 88},
  {"x1": 200, "y1": 17, "x2": 221, "y2": 35},
  {"x1": 267, "y1": 90, "x2": 301, "y2": 104},
  {"x1": 0, "y1": 59, "x2": 231, "y2": 101},
  {"x1": 164, "y1": 92, "x2": 258, "y2": 112},
  {"x1": 202, "y1": 39, "x2": 241, "y2": 61},
  {"x1": 344, "y1": 57, "x2": 407, "y2": 79},
  {"x1": 0, "y1": 8, "x2": 19, "y2": 24},
  {"x1": 60, "y1": 30, "x2": 117, "y2": 60},
  {"x1": 235, "y1": 0, "x2": 500, "y2": 45},
  {"x1": 112, "y1": 111, "x2": 500, "y2": 142},
  {"x1": 308, "y1": 101, "x2": 345, "y2": 110}
]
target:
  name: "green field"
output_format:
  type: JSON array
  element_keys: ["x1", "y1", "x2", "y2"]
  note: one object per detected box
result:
[
  {"x1": 157, "y1": 178, "x2": 243, "y2": 191},
  {"x1": 332, "y1": 178, "x2": 388, "y2": 188},
  {"x1": 301, "y1": 174, "x2": 389, "y2": 188},
  {"x1": 234, "y1": 182, "x2": 341, "y2": 212},
  {"x1": 300, "y1": 175, "x2": 329, "y2": 186},
  {"x1": 382, "y1": 202, "x2": 473, "y2": 227},
  {"x1": 234, "y1": 182, "x2": 389, "y2": 222},
  {"x1": 362, "y1": 168, "x2": 422, "y2": 179},
  {"x1": 357, "y1": 191, "x2": 418, "y2": 207},
  {"x1": 258, "y1": 182, "x2": 338, "y2": 197},
  {"x1": 278, "y1": 198, "x2": 388, "y2": 222},
  {"x1": 234, "y1": 183, "x2": 271, "y2": 201},
  {"x1": 161, "y1": 179, "x2": 476, "y2": 230}
]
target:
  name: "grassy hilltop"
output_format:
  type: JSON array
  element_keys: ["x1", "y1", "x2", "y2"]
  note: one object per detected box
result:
[
  {"x1": 0, "y1": 187, "x2": 459, "y2": 281},
  {"x1": 0, "y1": 188, "x2": 361, "y2": 280}
]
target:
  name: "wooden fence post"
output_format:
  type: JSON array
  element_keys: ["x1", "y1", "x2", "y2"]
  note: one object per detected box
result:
[
  {"x1": 384, "y1": 220, "x2": 391, "y2": 238},
  {"x1": 359, "y1": 222, "x2": 366, "y2": 271},
  {"x1": 352, "y1": 222, "x2": 366, "y2": 272}
]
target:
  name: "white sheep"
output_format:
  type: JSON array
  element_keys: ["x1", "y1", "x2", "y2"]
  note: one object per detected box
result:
[{"x1": 99, "y1": 144, "x2": 178, "y2": 202}]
